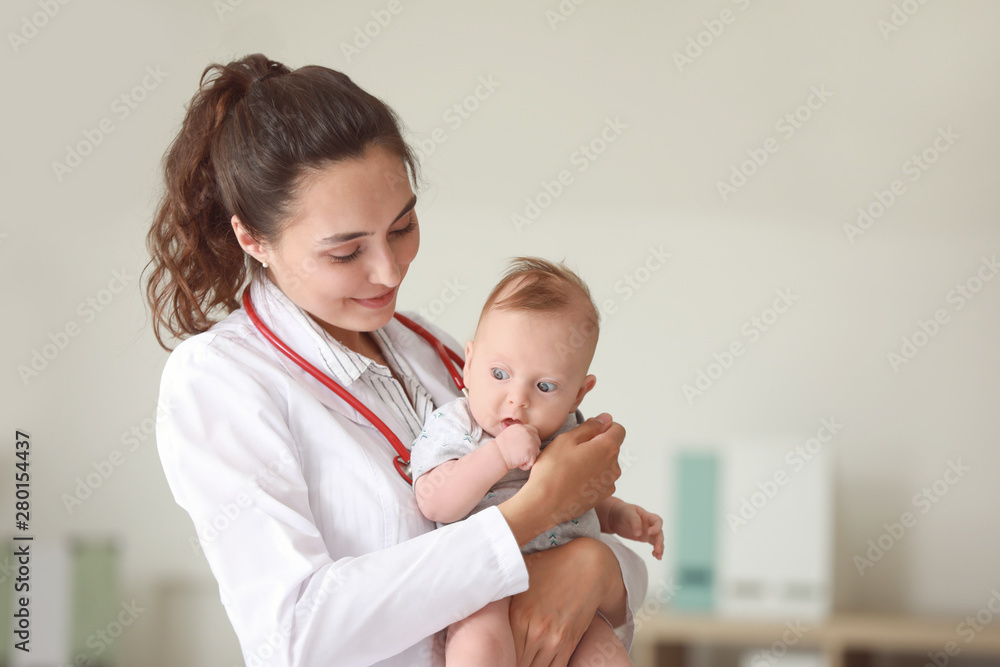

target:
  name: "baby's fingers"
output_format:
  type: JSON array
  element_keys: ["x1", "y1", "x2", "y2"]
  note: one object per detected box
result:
[
  {"x1": 651, "y1": 529, "x2": 665, "y2": 559},
  {"x1": 645, "y1": 515, "x2": 665, "y2": 559},
  {"x1": 644, "y1": 512, "x2": 664, "y2": 534}
]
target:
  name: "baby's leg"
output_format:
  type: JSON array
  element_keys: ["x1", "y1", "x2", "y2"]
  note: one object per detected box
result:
[
  {"x1": 445, "y1": 597, "x2": 515, "y2": 667},
  {"x1": 569, "y1": 613, "x2": 631, "y2": 666}
]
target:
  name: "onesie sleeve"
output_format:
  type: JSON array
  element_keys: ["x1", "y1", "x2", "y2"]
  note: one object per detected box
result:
[{"x1": 409, "y1": 397, "x2": 481, "y2": 483}]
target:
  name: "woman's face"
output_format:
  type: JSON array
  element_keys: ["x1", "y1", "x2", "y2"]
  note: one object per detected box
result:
[{"x1": 245, "y1": 145, "x2": 419, "y2": 344}]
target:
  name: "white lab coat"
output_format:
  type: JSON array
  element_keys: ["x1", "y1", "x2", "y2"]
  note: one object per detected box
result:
[{"x1": 156, "y1": 271, "x2": 647, "y2": 667}]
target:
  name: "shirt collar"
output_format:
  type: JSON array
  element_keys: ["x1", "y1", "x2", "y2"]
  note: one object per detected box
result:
[{"x1": 254, "y1": 270, "x2": 390, "y2": 387}]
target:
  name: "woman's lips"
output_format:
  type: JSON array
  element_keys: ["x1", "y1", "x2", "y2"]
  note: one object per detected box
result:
[{"x1": 352, "y1": 287, "x2": 396, "y2": 309}]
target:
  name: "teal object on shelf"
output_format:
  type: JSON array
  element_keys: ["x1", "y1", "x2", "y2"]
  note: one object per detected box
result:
[{"x1": 672, "y1": 451, "x2": 718, "y2": 611}]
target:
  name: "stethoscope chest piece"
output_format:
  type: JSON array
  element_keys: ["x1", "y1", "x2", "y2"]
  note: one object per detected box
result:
[{"x1": 394, "y1": 456, "x2": 413, "y2": 485}]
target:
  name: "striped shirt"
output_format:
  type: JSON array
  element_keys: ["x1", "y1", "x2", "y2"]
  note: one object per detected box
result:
[{"x1": 262, "y1": 275, "x2": 435, "y2": 444}]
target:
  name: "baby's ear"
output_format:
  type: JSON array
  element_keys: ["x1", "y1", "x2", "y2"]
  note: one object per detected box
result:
[
  {"x1": 570, "y1": 374, "x2": 597, "y2": 412},
  {"x1": 463, "y1": 340, "x2": 474, "y2": 378}
]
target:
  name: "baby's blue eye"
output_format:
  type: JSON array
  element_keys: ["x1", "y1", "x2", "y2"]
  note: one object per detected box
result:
[
  {"x1": 491, "y1": 368, "x2": 509, "y2": 380},
  {"x1": 537, "y1": 381, "x2": 557, "y2": 393}
]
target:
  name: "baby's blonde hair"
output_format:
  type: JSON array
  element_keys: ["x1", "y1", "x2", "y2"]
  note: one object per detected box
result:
[{"x1": 479, "y1": 257, "x2": 600, "y2": 342}]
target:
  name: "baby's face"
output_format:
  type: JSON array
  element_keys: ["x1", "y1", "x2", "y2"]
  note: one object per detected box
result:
[{"x1": 463, "y1": 306, "x2": 596, "y2": 441}]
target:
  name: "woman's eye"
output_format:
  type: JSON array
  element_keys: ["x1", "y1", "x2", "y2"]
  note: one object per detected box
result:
[
  {"x1": 491, "y1": 368, "x2": 509, "y2": 380},
  {"x1": 329, "y1": 247, "x2": 363, "y2": 263},
  {"x1": 537, "y1": 382, "x2": 557, "y2": 393},
  {"x1": 390, "y1": 213, "x2": 417, "y2": 238}
]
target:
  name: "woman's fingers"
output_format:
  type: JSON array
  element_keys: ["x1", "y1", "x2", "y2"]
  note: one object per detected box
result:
[
  {"x1": 510, "y1": 539, "x2": 621, "y2": 667},
  {"x1": 499, "y1": 416, "x2": 625, "y2": 547},
  {"x1": 528, "y1": 418, "x2": 624, "y2": 524},
  {"x1": 517, "y1": 624, "x2": 572, "y2": 667},
  {"x1": 560, "y1": 413, "x2": 614, "y2": 445}
]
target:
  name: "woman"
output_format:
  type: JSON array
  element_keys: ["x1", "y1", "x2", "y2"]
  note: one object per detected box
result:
[{"x1": 145, "y1": 53, "x2": 646, "y2": 667}]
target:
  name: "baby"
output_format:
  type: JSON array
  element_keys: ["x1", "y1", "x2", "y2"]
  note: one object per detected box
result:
[{"x1": 410, "y1": 257, "x2": 663, "y2": 667}]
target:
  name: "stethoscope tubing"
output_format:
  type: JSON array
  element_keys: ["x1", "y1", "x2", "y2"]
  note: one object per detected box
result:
[{"x1": 241, "y1": 285, "x2": 465, "y2": 484}]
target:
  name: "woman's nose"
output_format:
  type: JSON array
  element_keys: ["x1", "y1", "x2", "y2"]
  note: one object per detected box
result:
[{"x1": 368, "y1": 242, "x2": 402, "y2": 287}]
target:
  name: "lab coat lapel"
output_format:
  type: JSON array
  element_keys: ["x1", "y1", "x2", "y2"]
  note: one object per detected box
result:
[
  {"x1": 381, "y1": 316, "x2": 466, "y2": 412},
  {"x1": 246, "y1": 275, "x2": 417, "y2": 449}
]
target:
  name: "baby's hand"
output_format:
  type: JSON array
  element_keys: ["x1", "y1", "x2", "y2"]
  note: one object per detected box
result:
[
  {"x1": 493, "y1": 423, "x2": 541, "y2": 471},
  {"x1": 608, "y1": 502, "x2": 664, "y2": 559}
]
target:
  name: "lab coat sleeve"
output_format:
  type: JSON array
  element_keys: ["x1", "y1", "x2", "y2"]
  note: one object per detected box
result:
[{"x1": 156, "y1": 334, "x2": 529, "y2": 667}]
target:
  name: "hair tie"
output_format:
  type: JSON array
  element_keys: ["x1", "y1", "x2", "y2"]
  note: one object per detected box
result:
[{"x1": 252, "y1": 63, "x2": 284, "y2": 88}]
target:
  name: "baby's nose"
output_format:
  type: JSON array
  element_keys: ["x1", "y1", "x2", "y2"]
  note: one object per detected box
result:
[{"x1": 507, "y1": 388, "x2": 528, "y2": 407}]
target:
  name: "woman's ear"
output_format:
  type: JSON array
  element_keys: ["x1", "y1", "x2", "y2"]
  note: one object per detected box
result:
[
  {"x1": 231, "y1": 215, "x2": 268, "y2": 264},
  {"x1": 570, "y1": 374, "x2": 597, "y2": 412}
]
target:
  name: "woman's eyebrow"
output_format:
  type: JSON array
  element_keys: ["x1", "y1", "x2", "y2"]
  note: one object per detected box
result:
[
  {"x1": 317, "y1": 195, "x2": 418, "y2": 246},
  {"x1": 395, "y1": 194, "x2": 418, "y2": 221}
]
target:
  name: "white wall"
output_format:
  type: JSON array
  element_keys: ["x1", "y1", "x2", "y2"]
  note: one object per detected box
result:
[{"x1": 4, "y1": 1, "x2": 998, "y2": 664}]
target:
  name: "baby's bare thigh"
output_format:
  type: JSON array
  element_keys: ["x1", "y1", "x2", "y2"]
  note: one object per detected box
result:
[
  {"x1": 446, "y1": 598, "x2": 515, "y2": 666},
  {"x1": 569, "y1": 613, "x2": 632, "y2": 666}
]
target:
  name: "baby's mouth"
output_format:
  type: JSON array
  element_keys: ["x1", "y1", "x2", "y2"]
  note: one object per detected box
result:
[{"x1": 500, "y1": 418, "x2": 522, "y2": 430}]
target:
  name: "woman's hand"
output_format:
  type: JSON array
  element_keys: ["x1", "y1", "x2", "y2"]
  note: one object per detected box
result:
[
  {"x1": 499, "y1": 414, "x2": 625, "y2": 546},
  {"x1": 508, "y1": 537, "x2": 625, "y2": 667}
]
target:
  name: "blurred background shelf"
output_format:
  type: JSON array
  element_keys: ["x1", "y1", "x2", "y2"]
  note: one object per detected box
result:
[{"x1": 632, "y1": 612, "x2": 1000, "y2": 667}]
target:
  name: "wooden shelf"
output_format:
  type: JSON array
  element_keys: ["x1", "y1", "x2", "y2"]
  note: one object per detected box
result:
[{"x1": 631, "y1": 613, "x2": 1000, "y2": 667}]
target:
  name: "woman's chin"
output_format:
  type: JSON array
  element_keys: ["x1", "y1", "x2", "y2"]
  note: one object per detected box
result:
[{"x1": 353, "y1": 301, "x2": 398, "y2": 332}]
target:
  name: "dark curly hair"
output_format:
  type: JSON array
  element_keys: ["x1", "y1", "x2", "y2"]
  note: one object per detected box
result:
[{"x1": 143, "y1": 53, "x2": 417, "y2": 350}]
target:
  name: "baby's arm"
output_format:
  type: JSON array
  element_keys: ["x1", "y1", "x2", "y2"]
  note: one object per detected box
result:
[
  {"x1": 414, "y1": 441, "x2": 507, "y2": 524},
  {"x1": 595, "y1": 496, "x2": 664, "y2": 559},
  {"x1": 415, "y1": 424, "x2": 542, "y2": 524}
]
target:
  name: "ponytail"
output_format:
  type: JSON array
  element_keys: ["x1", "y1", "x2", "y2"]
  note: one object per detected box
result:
[{"x1": 144, "y1": 54, "x2": 417, "y2": 350}]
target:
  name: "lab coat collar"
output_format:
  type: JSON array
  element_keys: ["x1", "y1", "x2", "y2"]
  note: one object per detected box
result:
[
  {"x1": 253, "y1": 269, "x2": 382, "y2": 387},
  {"x1": 245, "y1": 269, "x2": 421, "y2": 445}
]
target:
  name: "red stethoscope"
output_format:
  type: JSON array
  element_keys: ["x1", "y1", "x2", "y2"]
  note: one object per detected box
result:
[{"x1": 242, "y1": 285, "x2": 466, "y2": 484}]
